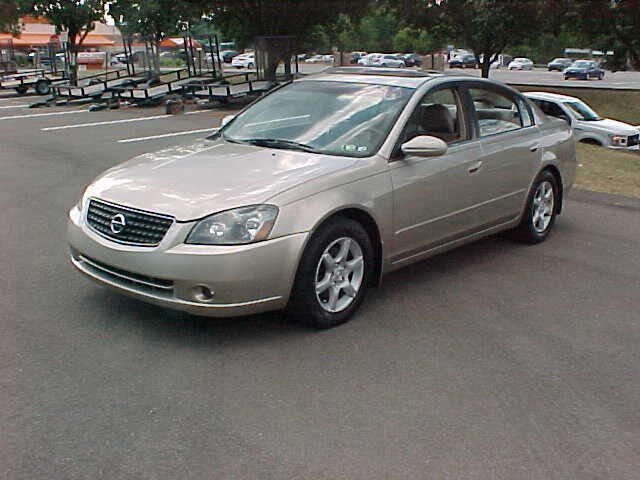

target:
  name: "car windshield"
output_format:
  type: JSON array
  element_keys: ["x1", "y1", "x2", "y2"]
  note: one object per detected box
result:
[
  {"x1": 564, "y1": 101, "x2": 602, "y2": 121},
  {"x1": 573, "y1": 61, "x2": 592, "y2": 68},
  {"x1": 219, "y1": 80, "x2": 414, "y2": 157}
]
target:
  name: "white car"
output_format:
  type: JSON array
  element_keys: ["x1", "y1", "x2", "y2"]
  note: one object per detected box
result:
[
  {"x1": 305, "y1": 54, "x2": 334, "y2": 63},
  {"x1": 231, "y1": 53, "x2": 255, "y2": 69},
  {"x1": 525, "y1": 92, "x2": 640, "y2": 151},
  {"x1": 508, "y1": 58, "x2": 534, "y2": 70},
  {"x1": 358, "y1": 53, "x2": 405, "y2": 68}
]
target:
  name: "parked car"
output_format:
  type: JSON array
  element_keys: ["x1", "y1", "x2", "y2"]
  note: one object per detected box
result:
[
  {"x1": 220, "y1": 50, "x2": 240, "y2": 63},
  {"x1": 401, "y1": 53, "x2": 422, "y2": 67},
  {"x1": 350, "y1": 52, "x2": 367, "y2": 64},
  {"x1": 525, "y1": 91, "x2": 639, "y2": 150},
  {"x1": 563, "y1": 60, "x2": 605, "y2": 80},
  {"x1": 68, "y1": 67, "x2": 575, "y2": 328},
  {"x1": 358, "y1": 54, "x2": 405, "y2": 68},
  {"x1": 305, "y1": 54, "x2": 334, "y2": 63},
  {"x1": 547, "y1": 57, "x2": 573, "y2": 71},
  {"x1": 357, "y1": 53, "x2": 383, "y2": 66},
  {"x1": 448, "y1": 54, "x2": 477, "y2": 69},
  {"x1": 508, "y1": 57, "x2": 534, "y2": 70},
  {"x1": 231, "y1": 52, "x2": 255, "y2": 69}
]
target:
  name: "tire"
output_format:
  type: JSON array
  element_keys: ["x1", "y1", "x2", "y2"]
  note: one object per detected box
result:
[
  {"x1": 248, "y1": 63, "x2": 254, "y2": 69},
  {"x1": 288, "y1": 217, "x2": 374, "y2": 329},
  {"x1": 510, "y1": 170, "x2": 559, "y2": 244},
  {"x1": 564, "y1": 75, "x2": 569, "y2": 80},
  {"x1": 15, "y1": 86, "x2": 28, "y2": 95},
  {"x1": 35, "y1": 80, "x2": 50, "y2": 95}
]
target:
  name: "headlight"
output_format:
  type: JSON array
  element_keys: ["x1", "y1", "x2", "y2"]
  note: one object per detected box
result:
[
  {"x1": 186, "y1": 205, "x2": 279, "y2": 245},
  {"x1": 610, "y1": 135, "x2": 627, "y2": 147}
]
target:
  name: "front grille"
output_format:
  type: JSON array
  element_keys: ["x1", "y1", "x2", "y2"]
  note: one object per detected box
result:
[
  {"x1": 77, "y1": 254, "x2": 174, "y2": 293},
  {"x1": 628, "y1": 134, "x2": 639, "y2": 147},
  {"x1": 87, "y1": 198, "x2": 174, "y2": 246}
]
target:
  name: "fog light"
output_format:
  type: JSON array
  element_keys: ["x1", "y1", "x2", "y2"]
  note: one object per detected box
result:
[{"x1": 193, "y1": 285, "x2": 215, "y2": 302}]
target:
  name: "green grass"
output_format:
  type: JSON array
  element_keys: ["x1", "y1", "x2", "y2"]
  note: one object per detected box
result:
[
  {"x1": 576, "y1": 144, "x2": 640, "y2": 198},
  {"x1": 516, "y1": 86, "x2": 640, "y2": 125}
]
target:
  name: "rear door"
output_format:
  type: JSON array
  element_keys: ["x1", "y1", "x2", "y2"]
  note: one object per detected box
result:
[{"x1": 462, "y1": 83, "x2": 541, "y2": 224}]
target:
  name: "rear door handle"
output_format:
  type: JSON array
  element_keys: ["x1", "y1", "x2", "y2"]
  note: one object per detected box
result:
[
  {"x1": 529, "y1": 144, "x2": 539, "y2": 152},
  {"x1": 468, "y1": 161, "x2": 483, "y2": 174}
]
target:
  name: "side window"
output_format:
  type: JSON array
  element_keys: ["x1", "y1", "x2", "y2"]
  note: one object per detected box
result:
[
  {"x1": 469, "y1": 88, "x2": 523, "y2": 137},
  {"x1": 402, "y1": 87, "x2": 468, "y2": 145},
  {"x1": 536, "y1": 100, "x2": 569, "y2": 120},
  {"x1": 517, "y1": 98, "x2": 534, "y2": 127}
]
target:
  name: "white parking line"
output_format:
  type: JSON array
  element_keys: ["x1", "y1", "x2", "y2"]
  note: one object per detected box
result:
[
  {"x1": 0, "y1": 104, "x2": 29, "y2": 109},
  {"x1": 117, "y1": 128, "x2": 218, "y2": 143},
  {"x1": 0, "y1": 109, "x2": 87, "y2": 121},
  {"x1": 41, "y1": 110, "x2": 207, "y2": 131}
]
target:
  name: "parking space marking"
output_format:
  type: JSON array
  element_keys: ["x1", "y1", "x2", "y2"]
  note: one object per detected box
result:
[
  {"x1": 41, "y1": 110, "x2": 208, "y2": 131},
  {"x1": 0, "y1": 104, "x2": 29, "y2": 109},
  {"x1": 0, "y1": 109, "x2": 88, "y2": 121},
  {"x1": 117, "y1": 128, "x2": 218, "y2": 143}
]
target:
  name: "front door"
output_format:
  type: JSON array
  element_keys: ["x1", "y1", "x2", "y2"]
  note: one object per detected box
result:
[{"x1": 390, "y1": 85, "x2": 486, "y2": 264}]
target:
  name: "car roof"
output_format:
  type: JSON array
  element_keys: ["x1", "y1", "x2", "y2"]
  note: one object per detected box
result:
[
  {"x1": 306, "y1": 67, "x2": 439, "y2": 88},
  {"x1": 524, "y1": 91, "x2": 580, "y2": 103}
]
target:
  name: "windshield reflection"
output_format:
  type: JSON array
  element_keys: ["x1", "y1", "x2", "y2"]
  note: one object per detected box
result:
[{"x1": 220, "y1": 81, "x2": 414, "y2": 157}]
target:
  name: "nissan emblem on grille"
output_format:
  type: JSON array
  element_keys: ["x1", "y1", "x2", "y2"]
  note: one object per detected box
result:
[
  {"x1": 87, "y1": 199, "x2": 174, "y2": 246},
  {"x1": 110, "y1": 213, "x2": 126, "y2": 234}
]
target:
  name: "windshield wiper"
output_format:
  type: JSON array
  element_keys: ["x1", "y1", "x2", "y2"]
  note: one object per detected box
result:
[{"x1": 239, "y1": 138, "x2": 319, "y2": 153}]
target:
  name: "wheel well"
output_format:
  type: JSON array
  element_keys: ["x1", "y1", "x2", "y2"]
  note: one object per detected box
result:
[
  {"x1": 318, "y1": 208, "x2": 383, "y2": 286},
  {"x1": 579, "y1": 137, "x2": 602, "y2": 146},
  {"x1": 541, "y1": 165, "x2": 564, "y2": 214}
]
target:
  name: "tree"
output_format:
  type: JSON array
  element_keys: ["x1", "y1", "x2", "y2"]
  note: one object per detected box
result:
[
  {"x1": 397, "y1": 0, "x2": 543, "y2": 77},
  {"x1": 0, "y1": 0, "x2": 19, "y2": 32},
  {"x1": 187, "y1": 0, "x2": 364, "y2": 79},
  {"x1": 572, "y1": 0, "x2": 640, "y2": 70},
  {"x1": 22, "y1": 0, "x2": 105, "y2": 84},
  {"x1": 109, "y1": 0, "x2": 200, "y2": 79},
  {"x1": 393, "y1": 27, "x2": 439, "y2": 54}
]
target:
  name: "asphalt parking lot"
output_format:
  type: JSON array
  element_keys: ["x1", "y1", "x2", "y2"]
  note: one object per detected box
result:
[{"x1": 2, "y1": 94, "x2": 640, "y2": 479}]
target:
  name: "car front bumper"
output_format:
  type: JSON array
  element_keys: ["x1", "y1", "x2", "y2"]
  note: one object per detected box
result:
[{"x1": 67, "y1": 205, "x2": 308, "y2": 317}]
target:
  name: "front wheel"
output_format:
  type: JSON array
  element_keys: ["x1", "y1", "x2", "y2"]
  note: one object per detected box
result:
[
  {"x1": 15, "y1": 86, "x2": 28, "y2": 95},
  {"x1": 510, "y1": 170, "x2": 559, "y2": 244},
  {"x1": 288, "y1": 218, "x2": 374, "y2": 329}
]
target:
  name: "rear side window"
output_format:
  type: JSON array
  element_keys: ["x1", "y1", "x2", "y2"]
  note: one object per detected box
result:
[{"x1": 469, "y1": 88, "x2": 523, "y2": 137}]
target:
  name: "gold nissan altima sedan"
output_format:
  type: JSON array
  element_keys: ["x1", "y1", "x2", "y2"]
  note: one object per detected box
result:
[{"x1": 68, "y1": 67, "x2": 576, "y2": 328}]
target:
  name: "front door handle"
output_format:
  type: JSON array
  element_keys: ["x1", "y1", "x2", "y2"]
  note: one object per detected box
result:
[
  {"x1": 529, "y1": 144, "x2": 539, "y2": 152},
  {"x1": 468, "y1": 161, "x2": 483, "y2": 174}
]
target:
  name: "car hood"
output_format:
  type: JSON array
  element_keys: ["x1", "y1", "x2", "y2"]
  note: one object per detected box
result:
[
  {"x1": 86, "y1": 140, "x2": 357, "y2": 221},
  {"x1": 579, "y1": 118, "x2": 639, "y2": 135}
]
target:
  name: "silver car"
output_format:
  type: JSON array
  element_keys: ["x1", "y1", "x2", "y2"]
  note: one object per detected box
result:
[{"x1": 68, "y1": 67, "x2": 576, "y2": 328}]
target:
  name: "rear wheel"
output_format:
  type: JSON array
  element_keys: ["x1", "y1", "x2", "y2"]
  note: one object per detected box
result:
[
  {"x1": 15, "y1": 86, "x2": 28, "y2": 95},
  {"x1": 288, "y1": 218, "x2": 374, "y2": 329},
  {"x1": 510, "y1": 170, "x2": 559, "y2": 244}
]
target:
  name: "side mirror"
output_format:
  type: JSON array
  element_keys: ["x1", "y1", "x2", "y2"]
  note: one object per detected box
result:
[
  {"x1": 221, "y1": 114, "x2": 236, "y2": 127},
  {"x1": 401, "y1": 135, "x2": 448, "y2": 158}
]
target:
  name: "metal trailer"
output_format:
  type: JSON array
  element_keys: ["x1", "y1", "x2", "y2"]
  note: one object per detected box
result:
[
  {"x1": 184, "y1": 73, "x2": 276, "y2": 105},
  {"x1": 0, "y1": 40, "x2": 69, "y2": 95},
  {"x1": 112, "y1": 68, "x2": 219, "y2": 106},
  {"x1": 51, "y1": 68, "x2": 146, "y2": 101},
  {"x1": 0, "y1": 69, "x2": 62, "y2": 95}
]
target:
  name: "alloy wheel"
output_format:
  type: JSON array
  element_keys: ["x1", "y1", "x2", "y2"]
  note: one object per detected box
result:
[
  {"x1": 315, "y1": 237, "x2": 365, "y2": 313},
  {"x1": 532, "y1": 181, "x2": 555, "y2": 233}
]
